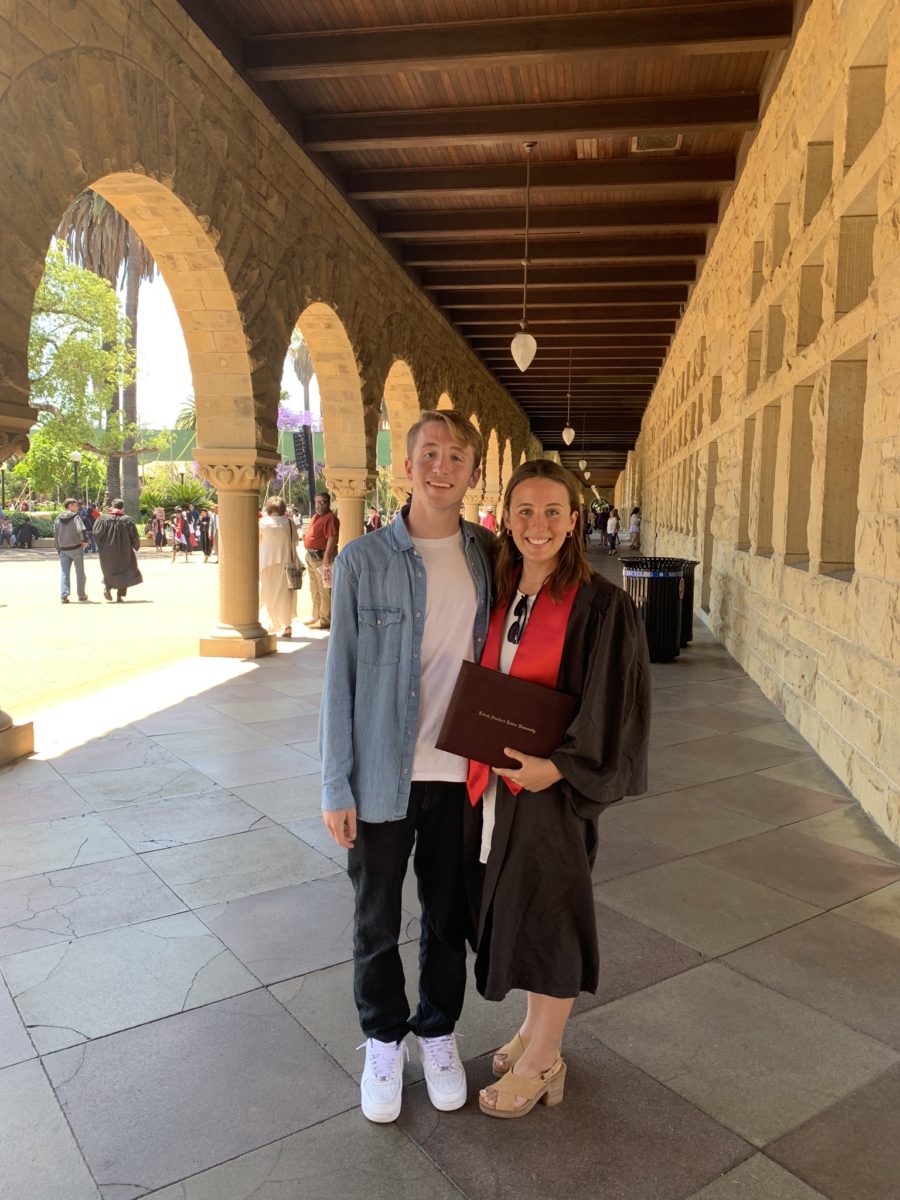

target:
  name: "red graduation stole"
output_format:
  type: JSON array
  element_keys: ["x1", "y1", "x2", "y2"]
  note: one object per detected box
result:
[{"x1": 466, "y1": 582, "x2": 579, "y2": 806}]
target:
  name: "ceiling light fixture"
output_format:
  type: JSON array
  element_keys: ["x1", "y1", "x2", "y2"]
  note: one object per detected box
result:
[
  {"x1": 510, "y1": 141, "x2": 537, "y2": 372},
  {"x1": 562, "y1": 348, "x2": 575, "y2": 444}
]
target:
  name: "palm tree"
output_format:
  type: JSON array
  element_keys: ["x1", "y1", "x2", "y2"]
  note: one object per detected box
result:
[
  {"x1": 57, "y1": 190, "x2": 157, "y2": 512},
  {"x1": 174, "y1": 395, "x2": 196, "y2": 431},
  {"x1": 287, "y1": 329, "x2": 314, "y2": 415}
]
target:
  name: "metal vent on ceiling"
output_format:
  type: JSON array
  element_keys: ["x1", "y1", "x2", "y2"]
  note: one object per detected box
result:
[{"x1": 630, "y1": 134, "x2": 683, "y2": 154}]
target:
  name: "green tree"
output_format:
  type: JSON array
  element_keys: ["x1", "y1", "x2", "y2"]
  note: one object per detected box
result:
[
  {"x1": 287, "y1": 329, "x2": 314, "y2": 415},
  {"x1": 174, "y1": 395, "x2": 196, "y2": 431},
  {"x1": 57, "y1": 190, "x2": 158, "y2": 514}
]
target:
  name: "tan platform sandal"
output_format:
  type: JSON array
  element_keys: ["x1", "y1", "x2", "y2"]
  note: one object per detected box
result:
[
  {"x1": 479, "y1": 1057, "x2": 566, "y2": 1119},
  {"x1": 492, "y1": 1032, "x2": 529, "y2": 1078}
]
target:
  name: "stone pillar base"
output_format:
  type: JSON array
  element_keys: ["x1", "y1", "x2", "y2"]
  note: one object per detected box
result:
[
  {"x1": 199, "y1": 634, "x2": 277, "y2": 660},
  {"x1": 0, "y1": 718, "x2": 34, "y2": 768}
]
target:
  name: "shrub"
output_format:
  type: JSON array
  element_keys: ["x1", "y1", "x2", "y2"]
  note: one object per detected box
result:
[{"x1": 11, "y1": 512, "x2": 54, "y2": 538}]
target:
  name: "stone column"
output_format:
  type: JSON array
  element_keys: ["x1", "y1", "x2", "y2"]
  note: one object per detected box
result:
[
  {"x1": 195, "y1": 456, "x2": 278, "y2": 660},
  {"x1": 0, "y1": 418, "x2": 36, "y2": 765},
  {"x1": 391, "y1": 475, "x2": 411, "y2": 509},
  {"x1": 463, "y1": 486, "x2": 483, "y2": 524},
  {"x1": 326, "y1": 470, "x2": 375, "y2": 551}
]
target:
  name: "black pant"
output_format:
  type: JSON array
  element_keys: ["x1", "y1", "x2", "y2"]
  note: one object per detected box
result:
[{"x1": 347, "y1": 780, "x2": 469, "y2": 1044}]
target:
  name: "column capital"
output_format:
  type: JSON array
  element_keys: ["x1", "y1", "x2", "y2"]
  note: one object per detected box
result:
[
  {"x1": 482, "y1": 491, "x2": 501, "y2": 508},
  {"x1": 391, "y1": 476, "x2": 411, "y2": 504},
  {"x1": 0, "y1": 400, "x2": 39, "y2": 460},
  {"x1": 194, "y1": 450, "x2": 278, "y2": 491},
  {"x1": 324, "y1": 470, "x2": 375, "y2": 501}
]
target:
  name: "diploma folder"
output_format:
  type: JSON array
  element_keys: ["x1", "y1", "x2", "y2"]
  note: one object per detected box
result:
[{"x1": 435, "y1": 660, "x2": 578, "y2": 771}]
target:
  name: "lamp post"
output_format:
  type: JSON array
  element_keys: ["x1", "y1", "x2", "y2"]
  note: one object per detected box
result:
[
  {"x1": 0, "y1": 463, "x2": 6, "y2": 511},
  {"x1": 68, "y1": 450, "x2": 82, "y2": 501}
]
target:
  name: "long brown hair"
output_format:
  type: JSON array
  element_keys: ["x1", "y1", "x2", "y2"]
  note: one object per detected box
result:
[{"x1": 494, "y1": 459, "x2": 593, "y2": 609}]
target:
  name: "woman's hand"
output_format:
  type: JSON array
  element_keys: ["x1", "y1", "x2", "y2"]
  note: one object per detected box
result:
[{"x1": 496, "y1": 749, "x2": 563, "y2": 793}]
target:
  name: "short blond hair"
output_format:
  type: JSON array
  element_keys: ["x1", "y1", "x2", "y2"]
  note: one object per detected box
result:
[
  {"x1": 406, "y1": 408, "x2": 483, "y2": 468},
  {"x1": 265, "y1": 496, "x2": 286, "y2": 515}
]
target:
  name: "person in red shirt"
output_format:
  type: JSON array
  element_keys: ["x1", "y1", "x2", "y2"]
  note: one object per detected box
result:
[{"x1": 303, "y1": 491, "x2": 340, "y2": 629}]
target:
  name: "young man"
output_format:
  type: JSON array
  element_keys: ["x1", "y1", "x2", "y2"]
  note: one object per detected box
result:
[
  {"x1": 321, "y1": 409, "x2": 493, "y2": 1123},
  {"x1": 54, "y1": 498, "x2": 89, "y2": 603},
  {"x1": 302, "y1": 491, "x2": 340, "y2": 630}
]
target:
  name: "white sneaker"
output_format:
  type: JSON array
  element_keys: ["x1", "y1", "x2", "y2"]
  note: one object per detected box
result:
[
  {"x1": 417, "y1": 1033, "x2": 467, "y2": 1111},
  {"x1": 359, "y1": 1037, "x2": 408, "y2": 1123}
]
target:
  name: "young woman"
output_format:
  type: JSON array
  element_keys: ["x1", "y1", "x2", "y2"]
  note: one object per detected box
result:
[
  {"x1": 466, "y1": 459, "x2": 651, "y2": 1120},
  {"x1": 171, "y1": 507, "x2": 191, "y2": 562},
  {"x1": 258, "y1": 495, "x2": 298, "y2": 639},
  {"x1": 198, "y1": 508, "x2": 213, "y2": 562}
]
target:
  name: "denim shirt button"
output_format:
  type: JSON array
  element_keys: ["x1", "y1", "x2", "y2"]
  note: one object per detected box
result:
[{"x1": 410, "y1": 690, "x2": 416, "y2": 697}]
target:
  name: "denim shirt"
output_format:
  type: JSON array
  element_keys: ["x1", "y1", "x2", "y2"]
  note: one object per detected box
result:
[{"x1": 320, "y1": 514, "x2": 493, "y2": 821}]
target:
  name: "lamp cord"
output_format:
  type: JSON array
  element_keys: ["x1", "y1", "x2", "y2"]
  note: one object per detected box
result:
[{"x1": 520, "y1": 143, "x2": 534, "y2": 329}]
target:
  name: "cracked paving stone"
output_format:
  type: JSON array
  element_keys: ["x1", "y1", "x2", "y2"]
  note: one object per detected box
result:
[{"x1": 0, "y1": 814, "x2": 131, "y2": 883}]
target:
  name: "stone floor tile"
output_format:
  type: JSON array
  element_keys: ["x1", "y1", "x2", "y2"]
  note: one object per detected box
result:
[
  {"x1": 231, "y1": 773, "x2": 324, "y2": 823},
  {"x1": 725, "y1": 912, "x2": 900, "y2": 1049},
  {"x1": 595, "y1": 858, "x2": 819, "y2": 956},
  {"x1": 739, "y1": 723, "x2": 816, "y2": 755},
  {"x1": 592, "y1": 823, "x2": 686, "y2": 882},
  {"x1": 284, "y1": 815, "x2": 347, "y2": 864},
  {"x1": 681, "y1": 774, "x2": 852, "y2": 826},
  {"x1": 198, "y1": 681, "x2": 290, "y2": 703},
  {"x1": 132, "y1": 703, "x2": 248, "y2": 736},
  {"x1": 271, "y1": 941, "x2": 521, "y2": 1085},
  {"x1": 142, "y1": 1108, "x2": 464, "y2": 1200},
  {"x1": 579, "y1": 962, "x2": 898, "y2": 1146},
  {"x1": 0, "y1": 771, "x2": 92, "y2": 827},
  {"x1": 69, "y1": 763, "x2": 221, "y2": 809},
  {"x1": 0, "y1": 974, "x2": 33, "y2": 1067},
  {"x1": 767, "y1": 1063, "x2": 900, "y2": 1200},
  {"x1": 650, "y1": 681, "x2": 770, "y2": 714},
  {"x1": 0, "y1": 813, "x2": 131, "y2": 883},
  {"x1": 604, "y1": 791, "x2": 774, "y2": 854},
  {"x1": 142, "y1": 825, "x2": 340, "y2": 907},
  {"x1": 43, "y1": 989, "x2": 359, "y2": 1200},
  {"x1": 686, "y1": 1154, "x2": 828, "y2": 1199},
  {"x1": 700, "y1": 828, "x2": 900, "y2": 908},
  {"x1": 99, "y1": 789, "x2": 271, "y2": 853},
  {"x1": 666, "y1": 698, "x2": 784, "y2": 734},
  {"x1": 0, "y1": 856, "x2": 185, "y2": 956},
  {"x1": 396, "y1": 1031, "x2": 750, "y2": 1200},
  {"x1": 288, "y1": 739, "x2": 321, "y2": 760},
  {"x1": 195, "y1": 874, "x2": 405, "y2": 984},
  {"x1": 788, "y1": 805, "x2": 900, "y2": 865},
  {"x1": 150, "y1": 725, "x2": 283, "y2": 759},
  {"x1": 0, "y1": 758, "x2": 60, "y2": 787},
  {"x1": 264, "y1": 676, "x2": 325, "y2": 700},
  {"x1": 207, "y1": 698, "x2": 320, "y2": 725},
  {"x1": 257, "y1": 713, "x2": 321, "y2": 745},
  {"x1": 574, "y1": 902, "x2": 702, "y2": 1010},
  {"x1": 1, "y1": 911, "x2": 258, "y2": 1053},
  {"x1": 182, "y1": 744, "x2": 321, "y2": 788},
  {"x1": 834, "y1": 880, "x2": 900, "y2": 941},
  {"x1": 758, "y1": 757, "x2": 852, "y2": 799},
  {"x1": 648, "y1": 714, "x2": 724, "y2": 748},
  {"x1": 0, "y1": 1059, "x2": 100, "y2": 1200},
  {"x1": 645, "y1": 739, "x2": 804, "y2": 797},
  {"x1": 49, "y1": 736, "x2": 184, "y2": 777}
]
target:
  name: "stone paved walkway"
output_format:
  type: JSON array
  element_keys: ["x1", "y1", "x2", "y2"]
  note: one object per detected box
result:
[{"x1": 2, "y1": 550, "x2": 899, "y2": 1200}]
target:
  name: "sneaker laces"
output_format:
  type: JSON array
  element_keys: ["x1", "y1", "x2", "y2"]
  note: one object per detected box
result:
[
  {"x1": 358, "y1": 1038, "x2": 408, "y2": 1081},
  {"x1": 419, "y1": 1034, "x2": 459, "y2": 1073}
]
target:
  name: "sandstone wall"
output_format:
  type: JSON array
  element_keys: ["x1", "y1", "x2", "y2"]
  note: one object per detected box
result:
[{"x1": 635, "y1": 0, "x2": 900, "y2": 839}]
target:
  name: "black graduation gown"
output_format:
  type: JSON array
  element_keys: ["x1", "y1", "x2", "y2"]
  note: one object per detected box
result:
[
  {"x1": 93, "y1": 514, "x2": 143, "y2": 590},
  {"x1": 466, "y1": 574, "x2": 651, "y2": 1002}
]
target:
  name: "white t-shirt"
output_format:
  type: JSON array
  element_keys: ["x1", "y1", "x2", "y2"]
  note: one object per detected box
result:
[
  {"x1": 411, "y1": 531, "x2": 478, "y2": 782},
  {"x1": 478, "y1": 590, "x2": 537, "y2": 863},
  {"x1": 607, "y1": 516, "x2": 619, "y2": 535}
]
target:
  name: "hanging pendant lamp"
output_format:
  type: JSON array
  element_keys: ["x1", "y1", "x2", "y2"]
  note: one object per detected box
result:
[
  {"x1": 584, "y1": 471, "x2": 591, "y2": 481},
  {"x1": 578, "y1": 458, "x2": 587, "y2": 471},
  {"x1": 561, "y1": 348, "x2": 575, "y2": 444},
  {"x1": 510, "y1": 142, "x2": 537, "y2": 372}
]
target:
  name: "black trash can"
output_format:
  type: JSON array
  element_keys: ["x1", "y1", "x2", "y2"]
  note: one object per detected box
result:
[
  {"x1": 622, "y1": 558, "x2": 685, "y2": 662},
  {"x1": 675, "y1": 559, "x2": 699, "y2": 647}
]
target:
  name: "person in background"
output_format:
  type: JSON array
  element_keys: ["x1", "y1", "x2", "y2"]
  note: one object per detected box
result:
[
  {"x1": 210, "y1": 504, "x2": 219, "y2": 561},
  {"x1": 606, "y1": 508, "x2": 620, "y2": 556},
  {"x1": 54, "y1": 498, "x2": 89, "y2": 604},
  {"x1": 628, "y1": 506, "x2": 642, "y2": 552},
  {"x1": 365, "y1": 505, "x2": 382, "y2": 532},
  {"x1": 468, "y1": 460, "x2": 650, "y2": 1120},
  {"x1": 258, "y1": 495, "x2": 297, "y2": 640},
  {"x1": 0, "y1": 518, "x2": 13, "y2": 548},
  {"x1": 149, "y1": 507, "x2": 167, "y2": 553},
  {"x1": 80, "y1": 504, "x2": 97, "y2": 553},
  {"x1": 480, "y1": 505, "x2": 498, "y2": 533},
  {"x1": 93, "y1": 498, "x2": 143, "y2": 602},
  {"x1": 14, "y1": 516, "x2": 38, "y2": 548},
  {"x1": 302, "y1": 491, "x2": 339, "y2": 631},
  {"x1": 171, "y1": 506, "x2": 191, "y2": 562},
  {"x1": 198, "y1": 508, "x2": 214, "y2": 562}
]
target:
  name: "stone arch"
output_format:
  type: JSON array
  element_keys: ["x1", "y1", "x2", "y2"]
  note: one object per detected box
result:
[
  {"x1": 382, "y1": 359, "x2": 420, "y2": 505},
  {"x1": 296, "y1": 302, "x2": 369, "y2": 548},
  {"x1": 437, "y1": 392, "x2": 454, "y2": 410},
  {"x1": 483, "y1": 429, "x2": 501, "y2": 513},
  {"x1": 519, "y1": 449, "x2": 528, "y2": 465},
  {"x1": 500, "y1": 438, "x2": 514, "y2": 495}
]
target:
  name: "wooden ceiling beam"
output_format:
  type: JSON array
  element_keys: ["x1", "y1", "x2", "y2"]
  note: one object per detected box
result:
[
  {"x1": 380, "y1": 200, "x2": 718, "y2": 239},
  {"x1": 441, "y1": 285, "x2": 687, "y2": 308},
  {"x1": 465, "y1": 321, "x2": 677, "y2": 334},
  {"x1": 424, "y1": 264, "x2": 696, "y2": 288},
  {"x1": 458, "y1": 304, "x2": 681, "y2": 322},
  {"x1": 407, "y1": 235, "x2": 705, "y2": 265},
  {"x1": 347, "y1": 154, "x2": 734, "y2": 199},
  {"x1": 304, "y1": 92, "x2": 758, "y2": 150},
  {"x1": 244, "y1": 4, "x2": 793, "y2": 80},
  {"x1": 470, "y1": 333, "x2": 672, "y2": 346}
]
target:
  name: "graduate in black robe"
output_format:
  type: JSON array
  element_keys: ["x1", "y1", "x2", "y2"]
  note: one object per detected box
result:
[
  {"x1": 93, "y1": 500, "x2": 143, "y2": 602},
  {"x1": 466, "y1": 459, "x2": 650, "y2": 1120}
]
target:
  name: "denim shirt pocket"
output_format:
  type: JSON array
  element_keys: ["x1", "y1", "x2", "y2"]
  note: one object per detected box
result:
[{"x1": 358, "y1": 606, "x2": 403, "y2": 665}]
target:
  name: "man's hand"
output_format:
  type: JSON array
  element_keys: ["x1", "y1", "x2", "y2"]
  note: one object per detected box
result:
[
  {"x1": 323, "y1": 807, "x2": 357, "y2": 849},
  {"x1": 495, "y1": 748, "x2": 563, "y2": 793}
]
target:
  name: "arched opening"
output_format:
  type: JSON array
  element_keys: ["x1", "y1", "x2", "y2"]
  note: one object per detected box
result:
[
  {"x1": 296, "y1": 302, "x2": 369, "y2": 548},
  {"x1": 436, "y1": 392, "x2": 454, "y2": 410},
  {"x1": 482, "y1": 429, "x2": 501, "y2": 525},
  {"x1": 500, "y1": 438, "x2": 513, "y2": 497},
  {"x1": 382, "y1": 359, "x2": 420, "y2": 514},
  {"x1": 462, "y1": 412, "x2": 484, "y2": 522}
]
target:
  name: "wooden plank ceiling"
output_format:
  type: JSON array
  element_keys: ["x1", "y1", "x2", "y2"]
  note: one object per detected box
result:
[{"x1": 177, "y1": 0, "x2": 797, "y2": 476}]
